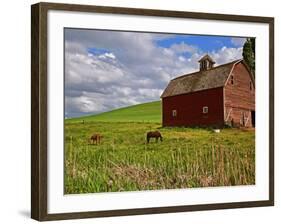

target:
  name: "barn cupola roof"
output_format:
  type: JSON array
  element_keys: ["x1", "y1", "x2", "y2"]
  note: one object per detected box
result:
[{"x1": 198, "y1": 54, "x2": 215, "y2": 71}]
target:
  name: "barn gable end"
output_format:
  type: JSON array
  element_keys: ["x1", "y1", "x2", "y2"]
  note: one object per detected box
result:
[{"x1": 224, "y1": 61, "x2": 255, "y2": 127}]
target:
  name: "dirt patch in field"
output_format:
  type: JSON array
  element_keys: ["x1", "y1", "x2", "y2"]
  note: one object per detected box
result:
[
  {"x1": 110, "y1": 164, "x2": 160, "y2": 189},
  {"x1": 109, "y1": 163, "x2": 194, "y2": 190}
]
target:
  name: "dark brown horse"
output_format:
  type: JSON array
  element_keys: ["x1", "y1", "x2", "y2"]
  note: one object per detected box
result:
[
  {"x1": 90, "y1": 133, "x2": 102, "y2": 145},
  {"x1": 146, "y1": 131, "x2": 163, "y2": 143}
]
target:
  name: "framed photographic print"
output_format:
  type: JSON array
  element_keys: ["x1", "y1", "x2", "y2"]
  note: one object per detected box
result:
[{"x1": 31, "y1": 2, "x2": 274, "y2": 221}]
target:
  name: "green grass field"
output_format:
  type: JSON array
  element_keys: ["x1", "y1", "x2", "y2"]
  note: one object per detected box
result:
[
  {"x1": 65, "y1": 101, "x2": 255, "y2": 194},
  {"x1": 67, "y1": 101, "x2": 162, "y2": 123}
]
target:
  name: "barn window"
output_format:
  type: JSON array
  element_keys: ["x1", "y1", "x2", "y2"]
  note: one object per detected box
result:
[
  {"x1": 172, "y1": 110, "x2": 177, "y2": 117},
  {"x1": 202, "y1": 106, "x2": 208, "y2": 114},
  {"x1": 230, "y1": 75, "x2": 234, "y2": 85},
  {"x1": 250, "y1": 81, "x2": 253, "y2": 90}
]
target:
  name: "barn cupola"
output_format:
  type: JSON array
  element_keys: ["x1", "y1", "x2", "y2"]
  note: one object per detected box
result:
[{"x1": 198, "y1": 54, "x2": 215, "y2": 71}]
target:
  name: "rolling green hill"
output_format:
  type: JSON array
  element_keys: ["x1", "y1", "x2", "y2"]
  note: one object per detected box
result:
[{"x1": 66, "y1": 100, "x2": 162, "y2": 123}]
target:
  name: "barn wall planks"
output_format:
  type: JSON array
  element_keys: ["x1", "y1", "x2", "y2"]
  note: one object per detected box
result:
[{"x1": 162, "y1": 87, "x2": 224, "y2": 127}]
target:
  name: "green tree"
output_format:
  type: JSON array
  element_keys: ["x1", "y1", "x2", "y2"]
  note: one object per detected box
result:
[{"x1": 242, "y1": 38, "x2": 255, "y2": 77}]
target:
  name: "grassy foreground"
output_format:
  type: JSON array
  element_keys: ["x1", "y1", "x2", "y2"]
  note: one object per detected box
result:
[{"x1": 64, "y1": 121, "x2": 255, "y2": 194}]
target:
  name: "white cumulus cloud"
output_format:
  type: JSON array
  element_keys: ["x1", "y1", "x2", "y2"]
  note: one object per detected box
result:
[
  {"x1": 231, "y1": 37, "x2": 246, "y2": 47},
  {"x1": 65, "y1": 29, "x2": 244, "y2": 117}
]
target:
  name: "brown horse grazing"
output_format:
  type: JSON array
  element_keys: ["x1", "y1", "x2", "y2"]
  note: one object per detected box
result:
[
  {"x1": 90, "y1": 133, "x2": 102, "y2": 145},
  {"x1": 146, "y1": 131, "x2": 163, "y2": 143}
]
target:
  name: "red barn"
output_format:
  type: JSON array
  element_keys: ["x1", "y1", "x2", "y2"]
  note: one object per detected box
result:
[{"x1": 161, "y1": 55, "x2": 255, "y2": 128}]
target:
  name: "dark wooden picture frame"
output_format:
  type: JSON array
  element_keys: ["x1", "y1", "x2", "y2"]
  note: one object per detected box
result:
[{"x1": 31, "y1": 2, "x2": 274, "y2": 221}]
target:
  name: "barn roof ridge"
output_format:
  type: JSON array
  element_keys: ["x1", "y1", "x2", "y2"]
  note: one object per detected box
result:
[
  {"x1": 161, "y1": 58, "x2": 243, "y2": 98},
  {"x1": 171, "y1": 59, "x2": 242, "y2": 81}
]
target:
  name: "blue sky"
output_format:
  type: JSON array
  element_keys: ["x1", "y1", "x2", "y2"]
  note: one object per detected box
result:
[
  {"x1": 87, "y1": 34, "x2": 245, "y2": 62},
  {"x1": 156, "y1": 35, "x2": 241, "y2": 52},
  {"x1": 65, "y1": 29, "x2": 246, "y2": 118},
  {"x1": 88, "y1": 48, "x2": 110, "y2": 55}
]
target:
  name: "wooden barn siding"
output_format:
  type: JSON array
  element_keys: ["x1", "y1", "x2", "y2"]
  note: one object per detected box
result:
[
  {"x1": 162, "y1": 87, "x2": 224, "y2": 127},
  {"x1": 224, "y1": 62, "x2": 255, "y2": 127}
]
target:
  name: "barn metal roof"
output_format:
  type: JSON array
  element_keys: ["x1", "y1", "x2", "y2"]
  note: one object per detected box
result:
[{"x1": 161, "y1": 59, "x2": 242, "y2": 98}]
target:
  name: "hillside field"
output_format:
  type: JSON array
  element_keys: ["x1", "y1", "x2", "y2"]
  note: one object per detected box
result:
[
  {"x1": 65, "y1": 101, "x2": 255, "y2": 194},
  {"x1": 67, "y1": 101, "x2": 162, "y2": 123}
]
